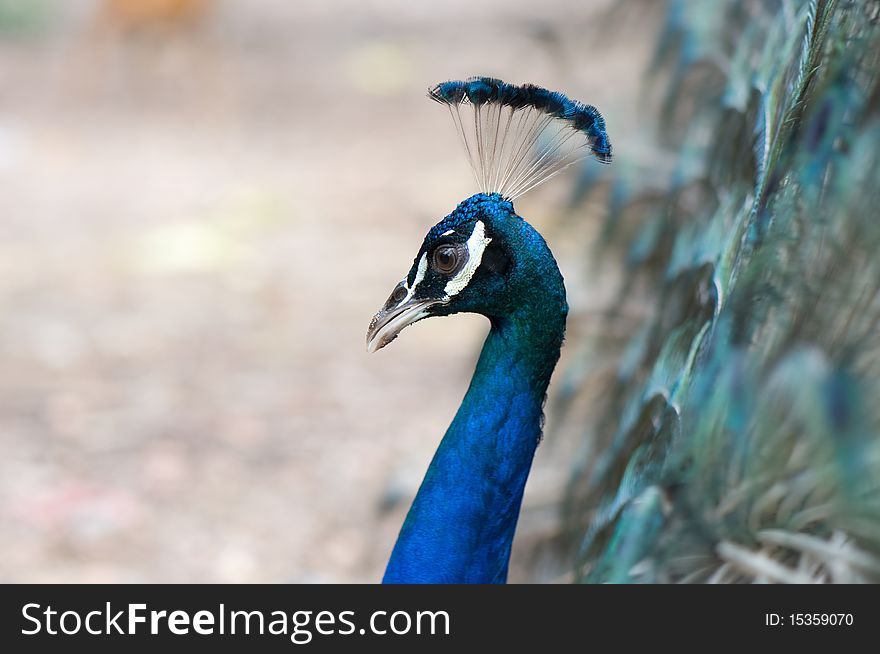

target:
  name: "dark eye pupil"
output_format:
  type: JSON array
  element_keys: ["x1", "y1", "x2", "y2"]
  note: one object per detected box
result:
[{"x1": 434, "y1": 246, "x2": 459, "y2": 272}]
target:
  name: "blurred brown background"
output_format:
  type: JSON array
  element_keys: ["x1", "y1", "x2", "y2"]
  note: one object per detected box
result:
[{"x1": 0, "y1": 0, "x2": 647, "y2": 582}]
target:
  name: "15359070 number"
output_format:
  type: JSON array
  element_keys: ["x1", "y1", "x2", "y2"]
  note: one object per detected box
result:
[{"x1": 790, "y1": 613, "x2": 853, "y2": 626}]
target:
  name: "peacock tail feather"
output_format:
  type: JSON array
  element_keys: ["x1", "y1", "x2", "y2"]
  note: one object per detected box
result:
[{"x1": 556, "y1": 0, "x2": 880, "y2": 583}]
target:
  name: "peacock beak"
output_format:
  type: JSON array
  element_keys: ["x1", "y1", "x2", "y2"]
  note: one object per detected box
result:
[{"x1": 366, "y1": 285, "x2": 445, "y2": 353}]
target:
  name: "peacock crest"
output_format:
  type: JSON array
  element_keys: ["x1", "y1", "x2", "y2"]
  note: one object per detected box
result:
[{"x1": 429, "y1": 77, "x2": 611, "y2": 199}]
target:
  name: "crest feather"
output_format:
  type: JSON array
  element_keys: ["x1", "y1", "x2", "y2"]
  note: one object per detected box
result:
[{"x1": 429, "y1": 76, "x2": 612, "y2": 199}]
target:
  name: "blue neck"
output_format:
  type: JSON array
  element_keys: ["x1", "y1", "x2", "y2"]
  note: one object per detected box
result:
[{"x1": 383, "y1": 308, "x2": 565, "y2": 583}]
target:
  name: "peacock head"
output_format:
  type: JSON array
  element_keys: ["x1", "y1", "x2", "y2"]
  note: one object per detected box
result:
[
  {"x1": 366, "y1": 76, "x2": 611, "y2": 352},
  {"x1": 366, "y1": 192, "x2": 566, "y2": 352}
]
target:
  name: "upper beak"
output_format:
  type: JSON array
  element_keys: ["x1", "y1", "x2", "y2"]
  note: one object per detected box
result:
[{"x1": 366, "y1": 291, "x2": 444, "y2": 353}]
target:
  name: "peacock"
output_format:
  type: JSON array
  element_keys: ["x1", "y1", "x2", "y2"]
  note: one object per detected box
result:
[
  {"x1": 368, "y1": 0, "x2": 880, "y2": 585},
  {"x1": 366, "y1": 77, "x2": 612, "y2": 583}
]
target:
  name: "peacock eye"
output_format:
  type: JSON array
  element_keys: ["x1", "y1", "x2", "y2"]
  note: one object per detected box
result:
[{"x1": 432, "y1": 245, "x2": 462, "y2": 274}]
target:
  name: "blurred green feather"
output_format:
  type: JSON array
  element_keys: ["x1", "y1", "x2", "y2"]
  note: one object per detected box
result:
[{"x1": 558, "y1": 0, "x2": 880, "y2": 583}]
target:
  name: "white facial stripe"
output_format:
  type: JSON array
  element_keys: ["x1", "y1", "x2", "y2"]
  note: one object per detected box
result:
[
  {"x1": 412, "y1": 252, "x2": 428, "y2": 289},
  {"x1": 441, "y1": 229, "x2": 455, "y2": 236},
  {"x1": 402, "y1": 252, "x2": 428, "y2": 303},
  {"x1": 444, "y1": 220, "x2": 491, "y2": 297}
]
